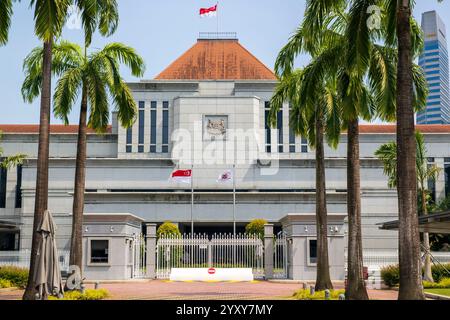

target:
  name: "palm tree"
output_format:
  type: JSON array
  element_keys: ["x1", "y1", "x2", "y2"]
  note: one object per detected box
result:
[
  {"x1": 0, "y1": 133, "x2": 27, "y2": 169},
  {"x1": 1, "y1": 0, "x2": 74, "y2": 300},
  {"x1": 272, "y1": 0, "x2": 427, "y2": 298},
  {"x1": 22, "y1": 41, "x2": 145, "y2": 274},
  {"x1": 375, "y1": 131, "x2": 441, "y2": 283}
]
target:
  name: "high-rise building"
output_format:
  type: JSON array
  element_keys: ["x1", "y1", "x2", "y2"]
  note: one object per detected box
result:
[{"x1": 417, "y1": 11, "x2": 450, "y2": 124}]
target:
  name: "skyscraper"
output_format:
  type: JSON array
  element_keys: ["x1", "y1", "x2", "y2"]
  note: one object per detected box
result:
[{"x1": 417, "y1": 11, "x2": 450, "y2": 124}]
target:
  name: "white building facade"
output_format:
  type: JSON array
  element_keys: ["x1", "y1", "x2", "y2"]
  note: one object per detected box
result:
[{"x1": 1, "y1": 35, "x2": 450, "y2": 279}]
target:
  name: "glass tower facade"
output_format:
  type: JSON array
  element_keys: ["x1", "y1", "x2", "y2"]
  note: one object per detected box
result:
[{"x1": 417, "y1": 11, "x2": 450, "y2": 124}]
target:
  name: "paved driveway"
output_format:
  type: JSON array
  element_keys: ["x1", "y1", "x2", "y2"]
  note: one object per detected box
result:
[{"x1": 0, "y1": 281, "x2": 398, "y2": 300}]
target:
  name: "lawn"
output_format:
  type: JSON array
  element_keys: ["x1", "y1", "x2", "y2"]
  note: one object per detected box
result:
[{"x1": 425, "y1": 289, "x2": 450, "y2": 297}]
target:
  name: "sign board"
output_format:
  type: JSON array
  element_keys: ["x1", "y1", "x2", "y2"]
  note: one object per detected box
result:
[{"x1": 169, "y1": 268, "x2": 254, "y2": 282}]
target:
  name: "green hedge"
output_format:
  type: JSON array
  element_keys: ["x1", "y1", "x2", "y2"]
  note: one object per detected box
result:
[
  {"x1": 49, "y1": 289, "x2": 110, "y2": 300},
  {"x1": 0, "y1": 279, "x2": 13, "y2": 288},
  {"x1": 293, "y1": 289, "x2": 345, "y2": 300},
  {"x1": 245, "y1": 219, "x2": 267, "y2": 240},
  {"x1": 0, "y1": 266, "x2": 29, "y2": 288},
  {"x1": 381, "y1": 264, "x2": 450, "y2": 287},
  {"x1": 157, "y1": 221, "x2": 181, "y2": 239},
  {"x1": 423, "y1": 278, "x2": 450, "y2": 289}
]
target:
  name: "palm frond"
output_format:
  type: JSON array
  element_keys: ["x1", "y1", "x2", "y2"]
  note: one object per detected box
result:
[
  {"x1": 0, "y1": 154, "x2": 27, "y2": 169},
  {"x1": 53, "y1": 67, "x2": 83, "y2": 124},
  {"x1": 0, "y1": 0, "x2": 13, "y2": 45},
  {"x1": 31, "y1": 0, "x2": 72, "y2": 41},
  {"x1": 86, "y1": 65, "x2": 110, "y2": 132},
  {"x1": 375, "y1": 141, "x2": 398, "y2": 188},
  {"x1": 412, "y1": 63, "x2": 428, "y2": 111},
  {"x1": 98, "y1": 0, "x2": 119, "y2": 37},
  {"x1": 94, "y1": 42, "x2": 145, "y2": 77}
]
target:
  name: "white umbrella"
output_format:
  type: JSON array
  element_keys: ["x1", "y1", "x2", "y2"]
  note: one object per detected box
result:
[{"x1": 33, "y1": 210, "x2": 64, "y2": 299}]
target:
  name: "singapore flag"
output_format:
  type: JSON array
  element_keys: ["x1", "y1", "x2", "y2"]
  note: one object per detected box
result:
[
  {"x1": 170, "y1": 169, "x2": 192, "y2": 184},
  {"x1": 200, "y1": 4, "x2": 218, "y2": 18}
]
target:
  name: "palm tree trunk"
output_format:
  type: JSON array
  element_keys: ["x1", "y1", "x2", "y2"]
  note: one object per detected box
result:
[
  {"x1": 396, "y1": 0, "x2": 425, "y2": 300},
  {"x1": 315, "y1": 116, "x2": 333, "y2": 291},
  {"x1": 69, "y1": 83, "x2": 88, "y2": 274},
  {"x1": 22, "y1": 40, "x2": 53, "y2": 300},
  {"x1": 346, "y1": 118, "x2": 369, "y2": 300},
  {"x1": 421, "y1": 189, "x2": 433, "y2": 282}
]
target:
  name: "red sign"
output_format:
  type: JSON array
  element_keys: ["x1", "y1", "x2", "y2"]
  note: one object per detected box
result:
[{"x1": 208, "y1": 268, "x2": 216, "y2": 275}]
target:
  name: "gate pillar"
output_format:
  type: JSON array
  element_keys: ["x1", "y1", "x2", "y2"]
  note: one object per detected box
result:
[
  {"x1": 146, "y1": 223, "x2": 157, "y2": 279},
  {"x1": 264, "y1": 224, "x2": 274, "y2": 279}
]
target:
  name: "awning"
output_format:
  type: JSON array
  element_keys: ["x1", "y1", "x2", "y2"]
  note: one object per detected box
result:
[{"x1": 378, "y1": 211, "x2": 450, "y2": 234}]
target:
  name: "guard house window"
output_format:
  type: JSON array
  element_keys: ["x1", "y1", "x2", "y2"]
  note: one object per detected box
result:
[
  {"x1": 264, "y1": 102, "x2": 271, "y2": 153},
  {"x1": 427, "y1": 158, "x2": 436, "y2": 203},
  {"x1": 308, "y1": 239, "x2": 317, "y2": 265},
  {"x1": 162, "y1": 101, "x2": 169, "y2": 153},
  {"x1": 277, "y1": 109, "x2": 283, "y2": 153},
  {"x1": 301, "y1": 137, "x2": 308, "y2": 153},
  {"x1": 15, "y1": 165, "x2": 22, "y2": 208},
  {"x1": 0, "y1": 164, "x2": 7, "y2": 208},
  {"x1": 126, "y1": 127, "x2": 132, "y2": 153},
  {"x1": 138, "y1": 101, "x2": 145, "y2": 153},
  {"x1": 90, "y1": 239, "x2": 109, "y2": 264},
  {"x1": 445, "y1": 158, "x2": 450, "y2": 198},
  {"x1": 150, "y1": 101, "x2": 157, "y2": 153}
]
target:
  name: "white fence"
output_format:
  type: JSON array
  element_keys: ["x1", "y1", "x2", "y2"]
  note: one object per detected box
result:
[
  {"x1": 344, "y1": 250, "x2": 450, "y2": 267},
  {"x1": 0, "y1": 250, "x2": 70, "y2": 272},
  {"x1": 156, "y1": 233, "x2": 265, "y2": 279},
  {"x1": 132, "y1": 234, "x2": 147, "y2": 279},
  {"x1": 273, "y1": 232, "x2": 288, "y2": 279}
]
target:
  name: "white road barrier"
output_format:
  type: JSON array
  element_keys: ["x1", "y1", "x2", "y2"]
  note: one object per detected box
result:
[{"x1": 169, "y1": 268, "x2": 254, "y2": 282}]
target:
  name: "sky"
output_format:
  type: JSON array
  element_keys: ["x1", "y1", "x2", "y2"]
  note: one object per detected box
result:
[{"x1": 0, "y1": 0, "x2": 449, "y2": 125}]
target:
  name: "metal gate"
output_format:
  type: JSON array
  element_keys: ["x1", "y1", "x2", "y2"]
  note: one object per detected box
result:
[
  {"x1": 156, "y1": 233, "x2": 264, "y2": 279},
  {"x1": 273, "y1": 231, "x2": 288, "y2": 279},
  {"x1": 132, "y1": 233, "x2": 147, "y2": 279}
]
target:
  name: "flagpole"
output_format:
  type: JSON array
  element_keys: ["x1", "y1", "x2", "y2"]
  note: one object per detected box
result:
[
  {"x1": 233, "y1": 164, "x2": 236, "y2": 236},
  {"x1": 191, "y1": 165, "x2": 194, "y2": 235},
  {"x1": 216, "y1": 2, "x2": 219, "y2": 34}
]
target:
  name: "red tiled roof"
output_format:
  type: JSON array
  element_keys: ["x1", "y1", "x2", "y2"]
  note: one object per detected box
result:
[
  {"x1": 155, "y1": 39, "x2": 277, "y2": 80},
  {"x1": 358, "y1": 124, "x2": 450, "y2": 133},
  {"x1": 0, "y1": 124, "x2": 112, "y2": 134}
]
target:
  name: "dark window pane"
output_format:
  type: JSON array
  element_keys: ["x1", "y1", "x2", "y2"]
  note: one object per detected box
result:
[
  {"x1": 0, "y1": 165, "x2": 7, "y2": 208},
  {"x1": 163, "y1": 101, "x2": 169, "y2": 109},
  {"x1": 278, "y1": 145, "x2": 284, "y2": 153},
  {"x1": 162, "y1": 146, "x2": 169, "y2": 153},
  {"x1": 126, "y1": 145, "x2": 132, "y2": 153},
  {"x1": 162, "y1": 110, "x2": 169, "y2": 145},
  {"x1": 139, "y1": 101, "x2": 145, "y2": 109},
  {"x1": 290, "y1": 145, "x2": 296, "y2": 153},
  {"x1": 445, "y1": 164, "x2": 450, "y2": 197},
  {"x1": 126, "y1": 127, "x2": 132, "y2": 145},
  {"x1": 427, "y1": 157, "x2": 435, "y2": 163},
  {"x1": 151, "y1": 101, "x2": 157, "y2": 109},
  {"x1": 138, "y1": 145, "x2": 144, "y2": 153},
  {"x1": 289, "y1": 127, "x2": 295, "y2": 145},
  {"x1": 266, "y1": 146, "x2": 271, "y2": 153},
  {"x1": 0, "y1": 231, "x2": 19, "y2": 251},
  {"x1": 151, "y1": 110, "x2": 157, "y2": 145},
  {"x1": 15, "y1": 165, "x2": 22, "y2": 208},
  {"x1": 150, "y1": 145, "x2": 157, "y2": 153},
  {"x1": 309, "y1": 240, "x2": 317, "y2": 264},
  {"x1": 138, "y1": 110, "x2": 145, "y2": 144},
  {"x1": 301, "y1": 145, "x2": 308, "y2": 153},
  {"x1": 90, "y1": 240, "x2": 109, "y2": 263},
  {"x1": 277, "y1": 110, "x2": 283, "y2": 146},
  {"x1": 265, "y1": 110, "x2": 271, "y2": 145}
]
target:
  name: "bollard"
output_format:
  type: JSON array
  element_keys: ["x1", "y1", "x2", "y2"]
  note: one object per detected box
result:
[
  {"x1": 339, "y1": 293, "x2": 345, "y2": 300},
  {"x1": 309, "y1": 286, "x2": 315, "y2": 296},
  {"x1": 324, "y1": 289, "x2": 330, "y2": 300}
]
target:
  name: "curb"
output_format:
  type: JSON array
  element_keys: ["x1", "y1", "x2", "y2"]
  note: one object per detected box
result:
[
  {"x1": 424, "y1": 292, "x2": 450, "y2": 300},
  {"x1": 0, "y1": 287, "x2": 20, "y2": 293}
]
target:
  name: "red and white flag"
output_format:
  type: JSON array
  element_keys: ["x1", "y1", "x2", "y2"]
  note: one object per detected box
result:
[
  {"x1": 217, "y1": 170, "x2": 233, "y2": 183},
  {"x1": 170, "y1": 169, "x2": 192, "y2": 184},
  {"x1": 199, "y1": 4, "x2": 218, "y2": 18}
]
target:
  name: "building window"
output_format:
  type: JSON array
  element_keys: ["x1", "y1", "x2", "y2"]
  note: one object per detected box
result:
[
  {"x1": 0, "y1": 164, "x2": 7, "y2": 208},
  {"x1": 150, "y1": 101, "x2": 157, "y2": 153},
  {"x1": 126, "y1": 127, "x2": 132, "y2": 153},
  {"x1": 90, "y1": 239, "x2": 109, "y2": 264},
  {"x1": 265, "y1": 102, "x2": 271, "y2": 153},
  {"x1": 138, "y1": 109, "x2": 145, "y2": 153},
  {"x1": 15, "y1": 165, "x2": 22, "y2": 209},
  {"x1": 445, "y1": 158, "x2": 450, "y2": 198},
  {"x1": 307, "y1": 239, "x2": 317, "y2": 266},
  {"x1": 0, "y1": 231, "x2": 19, "y2": 251},
  {"x1": 162, "y1": 101, "x2": 169, "y2": 153},
  {"x1": 277, "y1": 110, "x2": 283, "y2": 153},
  {"x1": 301, "y1": 137, "x2": 308, "y2": 153},
  {"x1": 289, "y1": 105, "x2": 296, "y2": 153}
]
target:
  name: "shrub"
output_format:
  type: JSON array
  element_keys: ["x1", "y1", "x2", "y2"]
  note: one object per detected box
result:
[
  {"x1": 431, "y1": 264, "x2": 450, "y2": 283},
  {"x1": 0, "y1": 279, "x2": 13, "y2": 288},
  {"x1": 380, "y1": 265, "x2": 400, "y2": 287},
  {"x1": 245, "y1": 219, "x2": 268, "y2": 240},
  {"x1": 49, "y1": 289, "x2": 110, "y2": 300},
  {"x1": 293, "y1": 289, "x2": 345, "y2": 300},
  {"x1": 0, "y1": 266, "x2": 29, "y2": 288},
  {"x1": 157, "y1": 221, "x2": 181, "y2": 239},
  {"x1": 423, "y1": 278, "x2": 450, "y2": 289}
]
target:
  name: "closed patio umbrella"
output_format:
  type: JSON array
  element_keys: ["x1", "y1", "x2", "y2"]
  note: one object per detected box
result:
[{"x1": 33, "y1": 210, "x2": 64, "y2": 299}]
